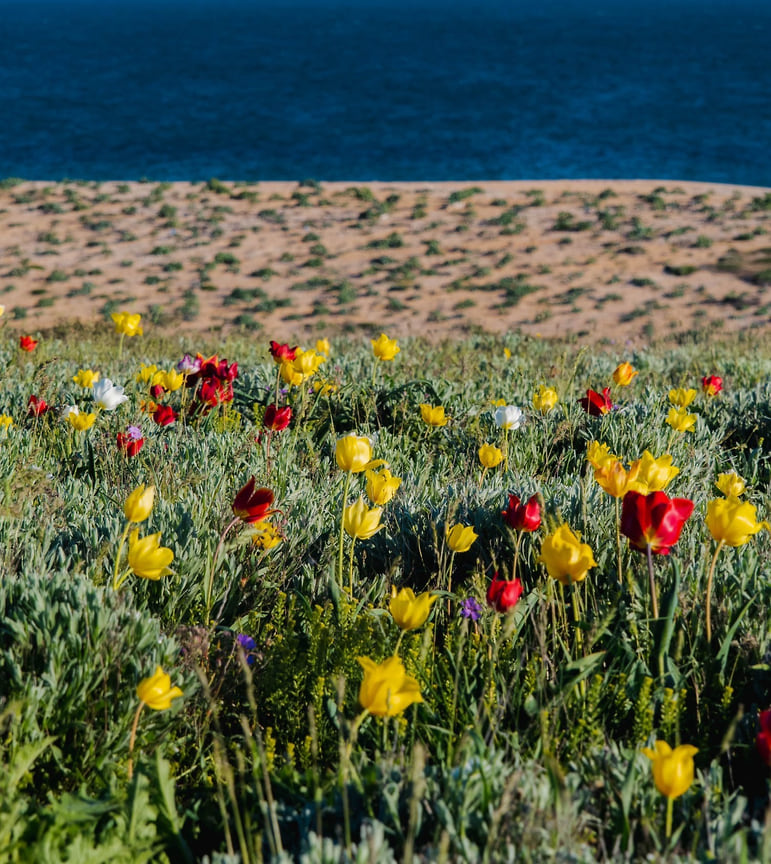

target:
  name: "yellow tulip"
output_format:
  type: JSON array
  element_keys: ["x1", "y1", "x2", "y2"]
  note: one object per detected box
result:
[
  {"x1": 666, "y1": 406, "x2": 697, "y2": 434},
  {"x1": 612, "y1": 362, "x2": 638, "y2": 386},
  {"x1": 128, "y1": 529, "x2": 174, "y2": 580},
  {"x1": 124, "y1": 484, "x2": 155, "y2": 523},
  {"x1": 372, "y1": 333, "x2": 400, "y2": 361},
  {"x1": 420, "y1": 404, "x2": 448, "y2": 427},
  {"x1": 293, "y1": 348, "x2": 324, "y2": 377},
  {"x1": 366, "y1": 468, "x2": 401, "y2": 505},
  {"x1": 136, "y1": 363, "x2": 158, "y2": 384},
  {"x1": 315, "y1": 338, "x2": 331, "y2": 357},
  {"x1": 250, "y1": 522, "x2": 283, "y2": 551},
  {"x1": 446, "y1": 523, "x2": 477, "y2": 553},
  {"x1": 630, "y1": 451, "x2": 679, "y2": 493},
  {"x1": 280, "y1": 359, "x2": 305, "y2": 387},
  {"x1": 313, "y1": 378, "x2": 338, "y2": 396},
  {"x1": 586, "y1": 440, "x2": 618, "y2": 470},
  {"x1": 357, "y1": 655, "x2": 423, "y2": 717},
  {"x1": 136, "y1": 666, "x2": 183, "y2": 711},
  {"x1": 593, "y1": 459, "x2": 640, "y2": 498},
  {"x1": 111, "y1": 311, "x2": 143, "y2": 337},
  {"x1": 156, "y1": 369, "x2": 184, "y2": 392},
  {"x1": 73, "y1": 368, "x2": 100, "y2": 388},
  {"x1": 668, "y1": 388, "x2": 697, "y2": 409},
  {"x1": 389, "y1": 586, "x2": 437, "y2": 631},
  {"x1": 343, "y1": 497, "x2": 383, "y2": 540},
  {"x1": 538, "y1": 524, "x2": 596, "y2": 586},
  {"x1": 641, "y1": 741, "x2": 698, "y2": 799},
  {"x1": 336, "y1": 435, "x2": 373, "y2": 473},
  {"x1": 706, "y1": 497, "x2": 769, "y2": 547},
  {"x1": 716, "y1": 472, "x2": 745, "y2": 497},
  {"x1": 478, "y1": 443, "x2": 504, "y2": 469},
  {"x1": 0, "y1": 414, "x2": 14, "y2": 429},
  {"x1": 533, "y1": 385, "x2": 559, "y2": 414},
  {"x1": 68, "y1": 411, "x2": 97, "y2": 432}
]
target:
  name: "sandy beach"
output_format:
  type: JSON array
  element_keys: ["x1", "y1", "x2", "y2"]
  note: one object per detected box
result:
[{"x1": 1, "y1": 178, "x2": 769, "y2": 344}]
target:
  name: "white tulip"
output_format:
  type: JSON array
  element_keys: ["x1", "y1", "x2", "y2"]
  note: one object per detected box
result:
[
  {"x1": 93, "y1": 378, "x2": 128, "y2": 411},
  {"x1": 60, "y1": 405, "x2": 79, "y2": 421},
  {"x1": 493, "y1": 405, "x2": 525, "y2": 430}
]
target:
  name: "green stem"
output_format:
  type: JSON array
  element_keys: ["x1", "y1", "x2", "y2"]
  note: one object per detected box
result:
[
  {"x1": 127, "y1": 701, "x2": 145, "y2": 780},
  {"x1": 117, "y1": 332, "x2": 125, "y2": 361},
  {"x1": 646, "y1": 544, "x2": 659, "y2": 621},
  {"x1": 348, "y1": 536, "x2": 357, "y2": 596},
  {"x1": 207, "y1": 516, "x2": 240, "y2": 624},
  {"x1": 665, "y1": 795, "x2": 674, "y2": 841},
  {"x1": 112, "y1": 522, "x2": 131, "y2": 591},
  {"x1": 337, "y1": 471, "x2": 353, "y2": 585},
  {"x1": 615, "y1": 496, "x2": 623, "y2": 585},
  {"x1": 512, "y1": 531, "x2": 523, "y2": 582},
  {"x1": 705, "y1": 540, "x2": 725, "y2": 644}
]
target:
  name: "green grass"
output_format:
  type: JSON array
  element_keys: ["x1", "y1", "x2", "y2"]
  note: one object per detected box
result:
[{"x1": 0, "y1": 326, "x2": 769, "y2": 862}]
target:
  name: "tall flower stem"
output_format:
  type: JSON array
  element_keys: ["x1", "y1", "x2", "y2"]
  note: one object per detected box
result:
[
  {"x1": 117, "y1": 332, "x2": 125, "y2": 361},
  {"x1": 446, "y1": 550, "x2": 457, "y2": 616},
  {"x1": 337, "y1": 471, "x2": 353, "y2": 586},
  {"x1": 348, "y1": 536, "x2": 357, "y2": 595},
  {"x1": 646, "y1": 544, "x2": 659, "y2": 621},
  {"x1": 512, "y1": 531, "x2": 523, "y2": 582},
  {"x1": 615, "y1": 497, "x2": 623, "y2": 585},
  {"x1": 705, "y1": 540, "x2": 725, "y2": 644},
  {"x1": 207, "y1": 516, "x2": 240, "y2": 624},
  {"x1": 127, "y1": 700, "x2": 145, "y2": 780},
  {"x1": 112, "y1": 521, "x2": 131, "y2": 591},
  {"x1": 665, "y1": 795, "x2": 674, "y2": 841}
]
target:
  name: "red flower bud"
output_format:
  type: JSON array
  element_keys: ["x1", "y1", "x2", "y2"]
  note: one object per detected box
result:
[
  {"x1": 232, "y1": 477, "x2": 274, "y2": 524},
  {"x1": 579, "y1": 387, "x2": 614, "y2": 416},
  {"x1": 502, "y1": 493, "x2": 541, "y2": 532},
  {"x1": 153, "y1": 405, "x2": 178, "y2": 427},
  {"x1": 702, "y1": 375, "x2": 723, "y2": 396},
  {"x1": 620, "y1": 490, "x2": 694, "y2": 555},
  {"x1": 263, "y1": 404, "x2": 292, "y2": 431},
  {"x1": 486, "y1": 573, "x2": 523, "y2": 613},
  {"x1": 150, "y1": 384, "x2": 166, "y2": 399},
  {"x1": 19, "y1": 335, "x2": 38, "y2": 352},
  {"x1": 269, "y1": 340, "x2": 297, "y2": 364},
  {"x1": 27, "y1": 394, "x2": 49, "y2": 416},
  {"x1": 757, "y1": 709, "x2": 771, "y2": 768}
]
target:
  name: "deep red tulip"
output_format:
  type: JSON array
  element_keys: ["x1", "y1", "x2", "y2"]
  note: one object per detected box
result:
[
  {"x1": 269, "y1": 341, "x2": 297, "y2": 364},
  {"x1": 579, "y1": 387, "x2": 614, "y2": 416},
  {"x1": 27, "y1": 394, "x2": 49, "y2": 416},
  {"x1": 620, "y1": 490, "x2": 694, "y2": 555},
  {"x1": 153, "y1": 405, "x2": 178, "y2": 426},
  {"x1": 263, "y1": 404, "x2": 292, "y2": 431},
  {"x1": 150, "y1": 384, "x2": 166, "y2": 400},
  {"x1": 502, "y1": 493, "x2": 541, "y2": 532},
  {"x1": 702, "y1": 375, "x2": 723, "y2": 397},
  {"x1": 486, "y1": 573, "x2": 523, "y2": 613},
  {"x1": 199, "y1": 377, "x2": 233, "y2": 408},
  {"x1": 232, "y1": 478, "x2": 274, "y2": 524},
  {"x1": 20, "y1": 335, "x2": 38, "y2": 352},
  {"x1": 757, "y1": 710, "x2": 771, "y2": 767},
  {"x1": 117, "y1": 432, "x2": 145, "y2": 457}
]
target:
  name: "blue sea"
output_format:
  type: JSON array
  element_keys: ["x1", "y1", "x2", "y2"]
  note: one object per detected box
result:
[{"x1": 1, "y1": 0, "x2": 770, "y2": 184}]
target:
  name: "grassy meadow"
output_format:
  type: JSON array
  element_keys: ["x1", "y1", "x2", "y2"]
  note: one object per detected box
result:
[{"x1": 0, "y1": 322, "x2": 770, "y2": 863}]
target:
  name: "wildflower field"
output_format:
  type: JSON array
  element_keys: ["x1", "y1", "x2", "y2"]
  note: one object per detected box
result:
[{"x1": 1, "y1": 321, "x2": 770, "y2": 863}]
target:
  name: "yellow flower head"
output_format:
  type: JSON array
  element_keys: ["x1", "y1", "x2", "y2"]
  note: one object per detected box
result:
[
  {"x1": 533, "y1": 385, "x2": 559, "y2": 414},
  {"x1": 666, "y1": 406, "x2": 697, "y2": 434},
  {"x1": 136, "y1": 665, "x2": 183, "y2": 711},
  {"x1": 73, "y1": 368, "x2": 100, "y2": 388},
  {"x1": 668, "y1": 388, "x2": 697, "y2": 409},
  {"x1": 372, "y1": 333, "x2": 400, "y2": 361},
  {"x1": 503, "y1": 347, "x2": 512, "y2": 360},
  {"x1": 706, "y1": 497, "x2": 769, "y2": 547},
  {"x1": 336, "y1": 435, "x2": 374, "y2": 473},
  {"x1": 280, "y1": 359, "x2": 305, "y2": 387},
  {"x1": 420, "y1": 404, "x2": 448, "y2": 427},
  {"x1": 630, "y1": 451, "x2": 679, "y2": 494},
  {"x1": 716, "y1": 472, "x2": 745, "y2": 498},
  {"x1": 538, "y1": 524, "x2": 596, "y2": 586},
  {"x1": 343, "y1": 497, "x2": 383, "y2": 540},
  {"x1": 124, "y1": 484, "x2": 155, "y2": 523},
  {"x1": 446, "y1": 523, "x2": 478, "y2": 553},
  {"x1": 478, "y1": 443, "x2": 504, "y2": 469},
  {"x1": 156, "y1": 369, "x2": 185, "y2": 392},
  {"x1": 128, "y1": 529, "x2": 174, "y2": 580},
  {"x1": 293, "y1": 348, "x2": 324, "y2": 377},
  {"x1": 136, "y1": 363, "x2": 158, "y2": 384},
  {"x1": 357, "y1": 655, "x2": 423, "y2": 717},
  {"x1": 366, "y1": 467, "x2": 402, "y2": 505},
  {"x1": 586, "y1": 440, "x2": 618, "y2": 470},
  {"x1": 313, "y1": 378, "x2": 339, "y2": 397},
  {"x1": 250, "y1": 522, "x2": 283, "y2": 551},
  {"x1": 490, "y1": 398, "x2": 507, "y2": 408},
  {"x1": 641, "y1": 741, "x2": 698, "y2": 799},
  {"x1": 315, "y1": 338, "x2": 331, "y2": 357},
  {"x1": 593, "y1": 459, "x2": 641, "y2": 499},
  {"x1": 612, "y1": 362, "x2": 638, "y2": 386},
  {"x1": 112, "y1": 311, "x2": 143, "y2": 337},
  {"x1": 0, "y1": 414, "x2": 14, "y2": 429},
  {"x1": 68, "y1": 411, "x2": 97, "y2": 432},
  {"x1": 389, "y1": 586, "x2": 437, "y2": 631}
]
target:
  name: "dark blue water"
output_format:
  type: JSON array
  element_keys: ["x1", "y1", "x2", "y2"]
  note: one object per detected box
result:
[{"x1": 1, "y1": 0, "x2": 769, "y2": 183}]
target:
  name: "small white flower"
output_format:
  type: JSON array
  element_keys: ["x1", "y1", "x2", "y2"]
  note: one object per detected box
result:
[
  {"x1": 493, "y1": 405, "x2": 525, "y2": 430},
  {"x1": 93, "y1": 378, "x2": 128, "y2": 411}
]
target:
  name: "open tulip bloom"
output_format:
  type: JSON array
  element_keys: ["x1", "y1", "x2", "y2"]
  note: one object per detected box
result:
[
  {"x1": 579, "y1": 387, "x2": 614, "y2": 416},
  {"x1": 357, "y1": 655, "x2": 422, "y2": 717},
  {"x1": 93, "y1": 378, "x2": 128, "y2": 411},
  {"x1": 642, "y1": 741, "x2": 698, "y2": 838}
]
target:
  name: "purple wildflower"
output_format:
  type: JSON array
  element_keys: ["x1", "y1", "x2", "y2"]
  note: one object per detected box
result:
[
  {"x1": 177, "y1": 353, "x2": 202, "y2": 374},
  {"x1": 236, "y1": 634, "x2": 257, "y2": 666},
  {"x1": 460, "y1": 597, "x2": 483, "y2": 622},
  {"x1": 126, "y1": 424, "x2": 143, "y2": 441}
]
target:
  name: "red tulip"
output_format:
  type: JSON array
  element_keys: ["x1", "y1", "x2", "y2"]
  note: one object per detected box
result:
[
  {"x1": 117, "y1": 432, "x2": 145, "y2": 457},
  {"x1": 269, "y1": 341, "x2": 297, "y2": 364},
  {"x1": 486, "y1": 573, "x2": 523, "y2": 613},
  {"x1": 757, "y1": 710, "x2": 771, "y2": 768},
  {"x1": 153, "y1": 405, "x2": 178, "y2": 426},
  {"x1": 199, "y1": 378, "x2": 233, "y2": 408},
  {"x1": 620, "y1": 490, "x2": 694, "y2": 555},
  {"x1": 263, "y1": 404, "x2": 292, "y2": 431},
  {"x1": 150, "y1": 384, "x2": 166, "y2": 400},
  {"x1": 232, "y1": 478, "x2": 274, "y2": 524},
  {"x1": 502, "y1": 493, "x2": 541, "y2": 532},
  {"x1": 27, "y1": 394, "x2": 49, "y2": 416},
  {"x1": 579, "y1": 387, "x2": 614, "y2": 416},
  {"x1": 702, "y1": 375, "x2": 723, "y2": 397},
  {"x1": 20, "y1": 335, "x2": 38, "y2": 352}
]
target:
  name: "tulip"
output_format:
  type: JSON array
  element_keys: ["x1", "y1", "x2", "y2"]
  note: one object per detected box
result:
[
  {"x1": 757, "y1": 710, "x2": 771, "y2": 768},
  {"x1": 666, "y1": 406, "x2": 697, "y2": 433},
  {"x1": 486, "y1": 573, "x2": 523, "y2": 613},
  {"x1": 279, "y1": 359, "x2": 304, "y2": 387},
  {"x1": 630, "y1": 451, "x2": 679, "y2": 493},
  {"x1": 315, "y1": 338, "x2": 331, "y2": 357},
  {"x1": 124, "y1": 484, "x2": 155, "y2": 523},
  {"x1": 263, "y1": 404, "x2": 292, "y2": 431},
  {"x1": 502, "y1": 493, "x2": 541, "y2": 532},
  {"x1": 136, "y1": 665, "x2": 183, "y2": 711},
  {"x1": 313, "y1": 378, "x2": 338, "y2": 397},
  {"x1": 621, "y1": 490, "x2": 693, "y2": 556},
  {"x1": 111, "y1": 311, "x2": 143, "y2": 337},
  {"x1": 137, "y1": 364, "x2": 159, "y2": 384},
  {"x1": 19, "y1": 335, "x2": 38, "y2": 352},
  {"x1": 366, "y1": 467, "x2": 401, "y2": 506},
  {"x1": 389, "y1": 586, "x2": 437, "y2": 631},
  {"x1": 93, "y1": 378, "x2": 128, "y2": 411},
  {"x1": 153, "y1": 405, "x2": 178, "y2": 426},
  {"x1": 117, "y1": 431, "x2": 145, "y2": 457},
  {"x1": 716, "y1": 472, "x2": 745, "y2": 497},
  {"x1": 533, "y1": 385, "x2": 558, "y2": 414},
  {"x1": 293, "y1": 348, "x2": 324, "y2": 378},
  {"x1": 343, "y1": 497, "x2": 383, "y2": 540},
  {"x1": 420, "y1": 404, "x2": 448, "y2": 427},
  {"x1": 538, "y1": 524, "x2": 596, "y2": 586},
  {"x1": 155, "y1": 369, "x2": 185, "y2": 392},
  {"x1": 702, "y1": 375, "x2": 722, "y2": 396},
  {"x1": 336, "y1": 435, "x2": 374, "y2": 473},
  {"x1": 668, "y1": 387, "x2": 697, "y2": 408},
  {"x1": 233, "y1": 479, "x2": 275, "y2": 524},
  {"x1": 493, "y1": 404, "x2": 525, "y2": 430},
  {"x1": 27, "y1": 395, "x2": 49, "y2": 416},
  {"x1": 478, "y1": 443, "x2": 504, "y2": 469},
  {"x1": 586, "y1": 440, "x2": 617, "y2": 470},
  {"x1": 642, "y1": 740, "x2": 698, "y2": 802},
  {"x1": 176, "y1": 353, "x2": 202, "y2": 375},
  {"x1": 446, "y1": 523, "x2": 478, "y2": 553},
  {"x1": 67, "y1": 410, "x2": 96, "y2": 432},
  {"x1": 593, "y1": 459, "x2": 641, "y2": 499},
  {"x1": 250, "y1": 522, "x2": 283, "y2": 551},
  {"x1": 357, "y1": 655, "x2": 423, "y2": 717},
  {"x1": 372, "y1": 333, "x2": 400, "y2": 361},
  {"x1": 269, "y1": 340, "x2": 297, "y2": 363},
  {"x1": 612, "y1": 362, "x2": 638, "y2": 386},
  {"x1": 0, "y1": 414, "x2": 14, "y2": 429},
  {"x1": 706, "y1": 497, "x2": 769, "y2": 547},
  {"x1": 128, "y1": 529, "x2": 174, "y2": 580},
  {"x1": 73, "y1": 368, "x2": 100, "y2": 388},
  {"x1": 579, "y1": 387, "x2": 614, "y2": 416}
]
